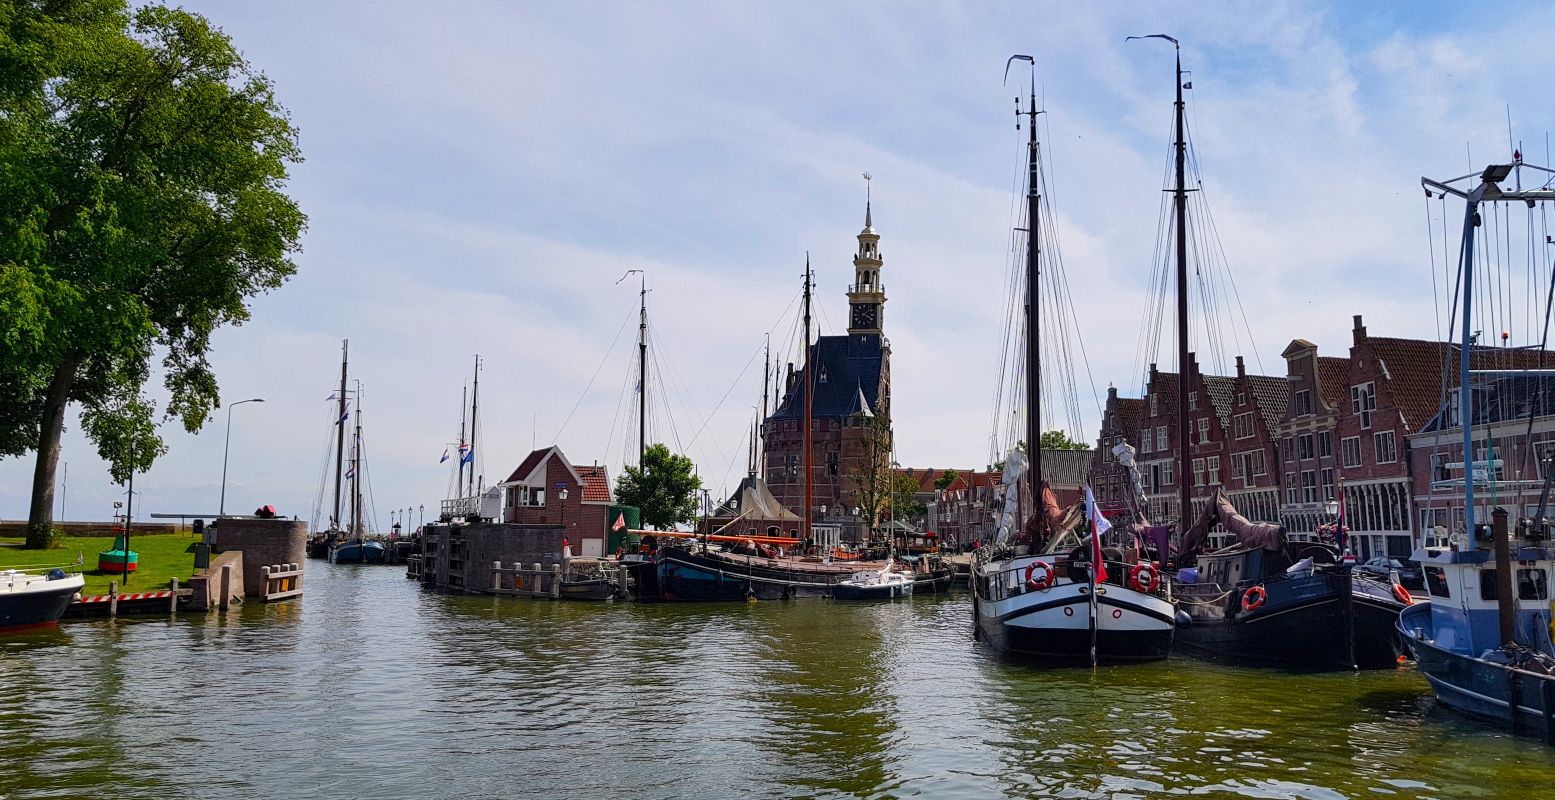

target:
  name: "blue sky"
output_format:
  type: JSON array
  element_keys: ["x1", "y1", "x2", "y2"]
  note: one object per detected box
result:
[{"x1": 3, "y1": 1, "x2": 1554, "y2": 527}]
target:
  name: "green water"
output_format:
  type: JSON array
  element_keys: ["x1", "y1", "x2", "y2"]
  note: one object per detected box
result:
[{"x1": 2, "y1": 564, "x2": 1552, "y2": 799}]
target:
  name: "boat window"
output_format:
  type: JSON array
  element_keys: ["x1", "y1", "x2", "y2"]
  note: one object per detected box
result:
[
  {"x1": 1424, "y1": 566, "x2": 1450, "y2": 598},
  {"x1": 1519, "y1": 568, "x2": 1549, "y2": 600},
  {"x1": 1480, "y1": 569, "x2": 1500, "y2": 601}
]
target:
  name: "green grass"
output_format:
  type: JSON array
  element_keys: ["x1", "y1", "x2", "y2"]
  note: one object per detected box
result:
[{"x1": 0, "y1": 533, "x2": 198, "y2": 596}]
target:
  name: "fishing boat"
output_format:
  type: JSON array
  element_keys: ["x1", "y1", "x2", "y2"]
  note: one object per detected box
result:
[
  {"x1": 0, "y1": 568, "x2": 85, "y2": 633},
  {"x1": 833, "y1": 559, "x2": 913, "y2": 601},
  {"x1": 971, "y1": 54, "x2": 1176, "y2": 664},
  {"x1": 1396, "y1": 157, "x2": 1555, "y2": 733}
]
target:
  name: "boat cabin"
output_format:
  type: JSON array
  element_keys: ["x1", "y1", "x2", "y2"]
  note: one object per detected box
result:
[{"x1": 1413, "y1": 543, "x2": 1555, "y2": 657}]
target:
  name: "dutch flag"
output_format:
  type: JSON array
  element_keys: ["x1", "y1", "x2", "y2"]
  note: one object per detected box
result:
[{"x1": 439, "y1": 448, "x2": 449, "y2": 464}]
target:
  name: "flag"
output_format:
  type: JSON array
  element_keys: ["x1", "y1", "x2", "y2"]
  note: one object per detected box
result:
[
  {"x1": 345, "y1": 466, "x2": 355, "y2": 479},
  {"x1": 612, "y1": 513, "x2": 627, "y2": 531},
  {"x1": 439, "y1": 448, "x2": 449, "y2": 464},
  {"x1": 1084, "y1": 484, "x2": 1110, "y2": 583},
  {"x1": 338, "y1": 411, "x2": 350, "y2": 425},
  {"x1": 461, "y1": 447, "x2": 474, "y2": 465}
]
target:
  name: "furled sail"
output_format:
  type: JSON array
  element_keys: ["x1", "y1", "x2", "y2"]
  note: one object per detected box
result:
[
  {"x1": 994, "y1": 449, "x2": 1025, "y2": 546},
  {"x1": 1179, "y1": 487, "x2": 1284, "y2": 558}
]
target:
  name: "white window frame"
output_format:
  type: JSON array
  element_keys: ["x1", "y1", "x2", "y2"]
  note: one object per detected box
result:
[
  {"x1": 1198, "y1": 418, "x2": 1211, "y2": 444},
  {"x1": 1192, "y1": 457, "x2": 1205, "y2": 486},
  {"x1": 1156, "y1": 426, "x2": 1167, "y2": 451},
  {"x1": 1374, "y1": 431, "x2": 1397, "y2": 464},
  {"x1": 1341, "y1": 436, "x2": 1362, "y2": 468},
  {"x1": 1351, "y1": 382, "x2": 1376, "y2": 430},
  {"x1": 1233, "y1": 411, "x2": 1254, "y2": 440},
  {"x1": 1208, "y1": 458, "x2": 1221, "y2": 485}
]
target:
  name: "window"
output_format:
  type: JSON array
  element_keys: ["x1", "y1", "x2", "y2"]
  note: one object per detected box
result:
[
  {"x1": 1301, "y1": 470, "x2": 1317, "y2": 502},
  {"x1": 1156, "y1": 426, "x2": 1167, "y2": 451},
  {"x1": 1232, "y1": 454, "x2": 1246, "y2": 479},
  {"x1": 1233, "y1": 412, "x2": 1254, "y2": 440},
  {"x1": 1351, "y1": 382, "x2": 1376, "y2": 430},
  {"x1": 1208, "y1": 458, "x2": 1221, "y2": 485},
  {"x1": 1341, "y1": 436, "x2": 1362, "y2": 468},
  {"x1": 1286, "y1": 486, "x2": 1299, "y2": 504},
  {"x1": 1236, "y1": 391, "x2": 1246, "y2": 406},
  {"x1": 1321, "y1": 468, "x2": 1335, "y2": 501},
  {"x1": 1298, "y1": 434, "x2": 1314, "y2": 460},
  {"x1": 1192, "y1": 458, "x2": 1205, "y2": 486},
  {"x1": 1198, "y1": 418, "x2": 1211, "y2": 444},
  {"x1": 1103, "y1": 436, "x2": 1115, "y2": 462},
  {"x1": 1163, "y1": 462, "x2": 1174, "y2": 486},
  {"x1": 1319, "y1": 431, "x2": 1333, "y2": 459},
  {"x1": 1189, "y1": 391, "x2": 1198, "y2": 410},
  {"x1": 1252, "y1": 451, "x2": 1266, "y2": 475},
  {"x1": 1295, "y1": 389, "x2": 1312, "y2": 416},
  {"x1": 1150, "y1": 394, "x2": 1159, "y2": 416},
  {"x1": 1284, "y1": 437, "x2": 1295, "y2": 461},
  {"x1": 826, "y1": 451, "x2": 838, "y2": 475},
  {"x1": 1374, "y1": 431, "x2": 1397, "y2": 464},
  {"x1": 1140, "y1": 431, "x2": 1151, "y2": 454},
  {"x1": 1480, "y1": 570, "x2": 1501, "y2": 602},
  {"x1": 1425, "y1": 567, "x2": 1451, "y2": 598},
  {"x1": 1520, "y1": 568, "x2": 1549, "y2": 600}
]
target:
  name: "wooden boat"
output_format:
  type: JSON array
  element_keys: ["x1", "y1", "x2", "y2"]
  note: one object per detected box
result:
[{"x1": 0, "y1": 569, "x2": 85, "y2": 633}]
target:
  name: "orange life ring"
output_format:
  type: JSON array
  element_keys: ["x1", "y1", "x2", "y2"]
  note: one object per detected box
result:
[
  {"x1": 1241, "y1": 585, "x2": 1267, "y2": 612},
  {"x1": 1128, "y1": 563, "x2": 1160, "y2": 593},
  {"x1": 1392, "y1": 581, "x2": 1413, "y2": 606},
  {"x1": 1024, "y1": 560, "x2": 1055, "y2": 592}
]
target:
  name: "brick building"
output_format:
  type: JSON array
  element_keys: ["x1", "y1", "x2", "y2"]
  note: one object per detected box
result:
[
  {"x1": 765, "y1": 199, "x2": 892, "y2": 522},
  {"x1": 924, "y1": 469, "x2": 997, "y2": 550},
  {"x1": 1090, "y1": 387, "x2": 1146, "y2": 521},
  {"x1": 497, "y1": 446, "x2": 613, "y2": 557},
  {"x1": 1136, "y1": 354, "x2": 1289, "y2": 540}
]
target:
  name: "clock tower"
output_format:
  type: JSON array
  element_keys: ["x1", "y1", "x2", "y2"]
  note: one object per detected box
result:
[{"x1": 847, "y1": 179, "x2": 886, "y2": 336}]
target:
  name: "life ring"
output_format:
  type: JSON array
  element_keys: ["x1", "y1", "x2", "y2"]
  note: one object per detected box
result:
[
  {"x1": 1128, "y1": 563, "x2": 1160, "y2": 593},
  {"x1": 1392, "y1": 582, "x2": 1413, "y2": 606},
  {"x1": 1241, "y1": 585, "x2": 1267, "y2": 612},
  {"x1": 1024, "y1": 560, "x2": 1055, "y2": 592}
]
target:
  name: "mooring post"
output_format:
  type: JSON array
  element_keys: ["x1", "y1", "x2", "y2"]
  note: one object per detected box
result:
[
  {"x1": 551, "y1": 563, "x2": 562, "y2": 599},
  {"x1": 169, "y1": 577, "x2": 179, "y2": 613},
  {"x1": 108, "y1": 580, "x2": 118, "y2": 618},
  {"x1": 492, "y1": 560, "x2": 502, "y2": 593},
  {"x1": 219, "y1": 564, "x2": 232, "y2": 611}
]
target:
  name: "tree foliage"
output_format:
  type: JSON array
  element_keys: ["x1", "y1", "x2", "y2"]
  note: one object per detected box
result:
[
  {"x1": 845, "y1": 408, "x2": 892, "y2": 526},
  {"x1": 933, "y1": 467, "x2": 961, "y2": 491},
  {"x1": 1038, "y1": 430, "x2": 1088, "y2": 451},
  {"x1": 0, "y1": 2, "x2": 306, "y2": 546},
  {"x1": 615, "y1": 443, "x2": 703, "y2": 530},
  {"x1": 888, "y1": 472, "x2": 926, "y2": 523}
]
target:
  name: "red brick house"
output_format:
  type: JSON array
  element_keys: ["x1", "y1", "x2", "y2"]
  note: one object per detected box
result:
[
  {"x1": 498, "y1": 446, "x2": 612, "y2": 557},
  {"x1": 1090, "y1": 387, "x2": 1145, "y2": 520}
]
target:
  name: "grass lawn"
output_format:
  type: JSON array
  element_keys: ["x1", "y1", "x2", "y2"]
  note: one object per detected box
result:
[{"x1": 0, "y1": 533, "x2": 198, "y2": 596}]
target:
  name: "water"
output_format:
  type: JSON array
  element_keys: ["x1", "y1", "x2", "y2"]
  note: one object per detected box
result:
[{"x1": 3, "y1": 565, "x2": 1553, "y2": 799}]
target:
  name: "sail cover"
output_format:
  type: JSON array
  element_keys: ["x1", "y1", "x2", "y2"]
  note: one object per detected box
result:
[{"x1": 1179, "y1": 487, "x2": 1284, "y2": 558}]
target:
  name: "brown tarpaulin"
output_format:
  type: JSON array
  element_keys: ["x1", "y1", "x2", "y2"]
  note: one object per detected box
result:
[{"x1": 1179, "y1": 487, "x2": 1285, "y2": 558}]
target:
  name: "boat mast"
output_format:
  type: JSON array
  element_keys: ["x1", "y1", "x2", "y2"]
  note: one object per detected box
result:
[
  {"x1": 1172, "y1": 43, "x2": 1193, "y2": 541},
  {"x1": 760, "y1": 334, "x2": 770, "y2": 477},
  {"x1": 352, "y1": 382, "x2": 363, "y2": 537},
  {"x1": 333, "y1": 339, "x2": 348, "y2": 530},
  {"x1": 457, "y1": 383, "x2": 467, "y2": 494},
  {"x1": 468, "y1": 354, "x2": 480, "y2": 498},
  {"x1": 803, "y1": 256, "x2": 814, "y2": 546},
  {"x1": 639, "y1": 271, "x2": 648, "y2": 468},
  {"x1": 1020, "y1": 69, "x2": 1043, "y2": 529}
]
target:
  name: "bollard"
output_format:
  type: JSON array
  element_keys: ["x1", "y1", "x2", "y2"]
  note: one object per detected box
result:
[
  {"x1": 219, "y1": 564, "x2": 232, "y2": 611},
  {"x1": 493, "y1": 560, "x2": 503, "y2": 593},
  {"x1": 169, "y1": 577, "x2": 179, "y2": 614},
  {"x1": 551, "y1": 564, "x2": 562, "y2": 599},
  {"x1": 109, "y1": 581, "x2": 118, "y2": 618},
  {"x1": 511, "y1": 562, "x2": 524, "y2": 594}
]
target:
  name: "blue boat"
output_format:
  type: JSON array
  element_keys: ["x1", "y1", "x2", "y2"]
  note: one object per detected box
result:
[{"x1": 330, "y1": 540, "x2": 388, "y2": 564}]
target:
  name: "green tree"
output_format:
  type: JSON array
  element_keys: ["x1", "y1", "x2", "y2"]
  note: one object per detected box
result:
[
  {"x1": 933, "y1": 467, "x2": 961, "y2": 491},
  {"x1": 1038, "y1": 430, "x2": 1088, "y2": 451},
  {"x1": 845, "y1": 407, "x2": 892, "y2": 527},
  {"x1": 0, "y1": 3, "x2": 305, "y2": 547},
  {"x1": 615, "y1": 443, "x2": 703, "y2": 529},
  {"x1": 888, "y1": 471, "x2": 926, "y2": 523}
]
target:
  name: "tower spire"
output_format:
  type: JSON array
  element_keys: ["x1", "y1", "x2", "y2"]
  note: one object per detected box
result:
[
  {"x1": 863, "y1": 171, "x2": 873, "y2": 230},
  {"x1": 848, "y1": 173, "x2": 885, "y2": 335}
]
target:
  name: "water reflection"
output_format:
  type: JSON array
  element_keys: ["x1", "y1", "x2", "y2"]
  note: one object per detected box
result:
[{"x1": 5, "y1": 566, "x2": 1555, "y2": 799}]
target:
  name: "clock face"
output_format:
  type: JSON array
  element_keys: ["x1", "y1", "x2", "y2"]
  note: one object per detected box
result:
[{"x1": 851, "y1": 303, "x2": 877, "y2": 330}]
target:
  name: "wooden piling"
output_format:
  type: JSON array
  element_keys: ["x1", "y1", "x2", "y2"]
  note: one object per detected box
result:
[
  {"x1": 169, "y1": 578, "x2": 179, "y2": 613},
  {"x1": 493, "y1": 560, "x2": 503, "y2": 593},
  {"x1": 108, "y1": 581, "x2": 118, "y2": 618},
  {"x1": 551, "y1": 564, "x2": 562, "y2": 599}
]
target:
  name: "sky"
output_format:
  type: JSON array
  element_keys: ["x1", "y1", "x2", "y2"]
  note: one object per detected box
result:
[{"x1": 4, "y1": 0, "x2": 1555, "y2": 527}]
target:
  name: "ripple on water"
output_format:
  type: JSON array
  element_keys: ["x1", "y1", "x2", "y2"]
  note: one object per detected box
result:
[{"x1": 5, "y1": 571, "x2": 1555, "y2": 799}]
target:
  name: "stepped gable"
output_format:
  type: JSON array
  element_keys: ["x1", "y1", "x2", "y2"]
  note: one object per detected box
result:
[
  {"x1": 1246, "y1": 374, "x2": 1291, "y2": 434},
  {"x1": 1363, "y1": 338, "x2": 1549, "y2": 432},
  {"x1": 772, "y1": 333, "x2": 886, "y2": 419},
  {"x1": 1202, "y1": 375, "x2": 1238, "y2": 427},
  {"x1": 1111, "y1": 396, "x2": 1146, "y2": 442},
  {"x1": 1316, "y1": 356, "x2": 1350, "y2": 411}
]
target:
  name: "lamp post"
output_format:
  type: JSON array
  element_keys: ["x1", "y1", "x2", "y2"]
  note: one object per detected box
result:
[
  {"x1": 219, "y1": 398, "x2": 265, "y2": 517},
  {"x1": 559, "y1": 487, "x2": 569, "y2": 529}
]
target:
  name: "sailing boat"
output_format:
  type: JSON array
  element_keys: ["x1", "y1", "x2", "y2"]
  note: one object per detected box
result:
[
  {"x1": 330, "y1": 380, "x2": 388, "y2": 564},
  {"x1": 308, "y1": 340, "x2": 352, "y2": 559},
  {"x1": 1399, "y1": 157, "x2": 1555, "y2": 731},
  {"x1": 971, "y1": 55, "x2": 1177, "y2": 664},
  {"x1": 1127, "y1": 37, "x2": 1407, "y2": 668}
]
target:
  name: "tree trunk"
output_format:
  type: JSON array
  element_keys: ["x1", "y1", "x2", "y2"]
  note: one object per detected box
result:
[{"x1": 25, "y1": 356, "x2": 80, "y2": 549}]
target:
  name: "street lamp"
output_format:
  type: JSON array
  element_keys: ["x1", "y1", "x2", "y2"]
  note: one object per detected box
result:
[
  {"x1": 219, "y1": 398, "x2": 265, "y2": 517},
  {"x1": 559, "y1": 487, "x2": 569, "y2": 529}
]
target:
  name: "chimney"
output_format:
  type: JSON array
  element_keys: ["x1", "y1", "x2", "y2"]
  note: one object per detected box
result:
[
  {"x1": 1235, "y1": 355, "x2": 1246, "y2": 379},
  {"x1": 1107, "y1": 386, "x2": 1118, "y2": 400},
  {"x1": 1353, "y1": 314, "x2": 1367, "y2": 345}
]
